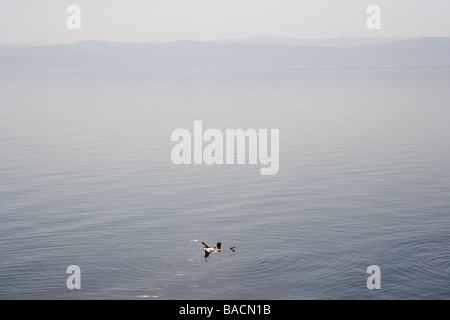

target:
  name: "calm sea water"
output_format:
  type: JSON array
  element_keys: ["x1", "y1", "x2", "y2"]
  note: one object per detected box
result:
[{"x1": 0, "y1": 69, "x2": 449, "y2": 299}]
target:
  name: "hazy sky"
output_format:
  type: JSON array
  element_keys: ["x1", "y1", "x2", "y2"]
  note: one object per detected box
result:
[{"x1": 1, "y1": 0, "x2": 449, "y2": 44}]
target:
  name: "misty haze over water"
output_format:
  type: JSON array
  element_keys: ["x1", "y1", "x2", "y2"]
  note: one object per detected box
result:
[{"x1": 1, "y1": 38, "x2": 450, "y2": 299}]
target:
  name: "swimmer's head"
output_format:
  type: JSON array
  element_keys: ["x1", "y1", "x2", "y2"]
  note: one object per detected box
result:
[{"x1": 216, "y1": 242, "x2": 222, "y2": 249}]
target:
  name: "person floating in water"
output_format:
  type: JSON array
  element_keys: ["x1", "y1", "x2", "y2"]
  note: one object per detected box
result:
[{"x1": 202, "y1": 242, "x2": 235, "y2": 257}]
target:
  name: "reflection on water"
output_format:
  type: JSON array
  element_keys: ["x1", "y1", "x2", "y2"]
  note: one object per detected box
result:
[{"x1": 0, "y1": 69, "x2": 449, "y2": 299}]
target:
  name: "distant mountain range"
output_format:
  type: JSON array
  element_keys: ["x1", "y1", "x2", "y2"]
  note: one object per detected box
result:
[
  {"x1": 217, "y1": 36, "x2": 403, "y2": 47},
  {"x1": 1, "y1": 37, "x2": 449, "y2": 72}
]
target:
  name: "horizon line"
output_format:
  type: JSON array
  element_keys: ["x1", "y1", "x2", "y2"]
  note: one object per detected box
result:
[{"x1": 2, "y1": 35, "x2": 450, "y2": 47}]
